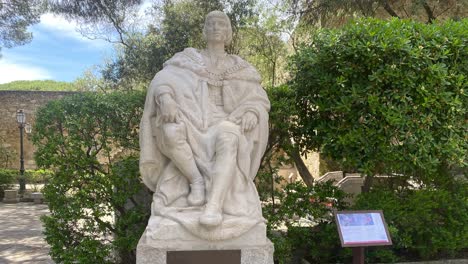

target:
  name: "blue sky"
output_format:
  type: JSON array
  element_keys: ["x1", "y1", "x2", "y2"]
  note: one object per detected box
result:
[{"x1": 0, "y1": 14, "x2": 115, "y2": 84}]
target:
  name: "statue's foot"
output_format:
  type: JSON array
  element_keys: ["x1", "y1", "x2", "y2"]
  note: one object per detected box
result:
[
  {"x1": 187, "y1": 183, "x2": 205, "y2": 206},
  {"x1": 199, "y1": 204, "x2": 222, "y2": 227}
]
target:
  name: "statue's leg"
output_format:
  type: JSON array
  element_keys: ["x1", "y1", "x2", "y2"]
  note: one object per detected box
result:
[
  {"x1": 161, "y1": 123, "x2": 205, "y2": 206},
  {"x1": 200, "y1": 132, "x2": 238, "y2": 226}
]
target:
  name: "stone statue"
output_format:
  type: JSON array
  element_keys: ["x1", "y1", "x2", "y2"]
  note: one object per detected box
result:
[{"x1": 139, "y1": 10, "x2": 270, "y2": 242}]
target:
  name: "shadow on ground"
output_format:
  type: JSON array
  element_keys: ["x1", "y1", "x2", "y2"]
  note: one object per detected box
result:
[{"x1": 0, "y1": 203, "x2": 53, "y2": 264}]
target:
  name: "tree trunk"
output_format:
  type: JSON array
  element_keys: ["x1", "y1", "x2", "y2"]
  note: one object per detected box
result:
[
  {"x1": 362, "y1": 174, "x2": 374, "y2": 193},
  {"x1": 383, "y1": 1, "x2": 400, "y2": 18},
  {"x1": 422, "y1": 1, "x2": 436, "y2": 23},
  {"x1": 290, "y1": 148, "x2": 314, "y2": 187}
]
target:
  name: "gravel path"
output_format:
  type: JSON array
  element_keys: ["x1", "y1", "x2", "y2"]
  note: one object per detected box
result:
[{"x1": 0, "y1": 203, "x2": 53, "y2": 264}]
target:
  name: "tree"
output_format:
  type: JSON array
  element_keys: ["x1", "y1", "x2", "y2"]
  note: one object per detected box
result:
[
  {"x1": 100, "y1": 0, "x2": 259, "y2": 89},
  {"x1": 262, "y1": 85, "x2": 315, "y2": 187},
  {"x1": 33, "y1": 91, "x2": 150, "y2": 263},
  {"x1": 0, "y1": 0, "x2": 45, "y2": 55},
  {"x1": 236, "y1": 2, "x2": 290, "y2": 87},
  {"x1": 287, "y1": 0, "x2": 468, "y2": 27},
  {"x1": 290, "y1": 18, "x2": 467, "y2": 191},
  {"x1": 47, "y1": 0, "x2": 143, "y2": 46}
]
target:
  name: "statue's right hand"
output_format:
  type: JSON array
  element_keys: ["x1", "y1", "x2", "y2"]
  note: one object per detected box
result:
[{"x1": 160, "y1": 94, "x2": 178, "y2": 123}]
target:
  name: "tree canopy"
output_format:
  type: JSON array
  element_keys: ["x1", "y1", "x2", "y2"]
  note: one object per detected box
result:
[
  {"x1": 0, "y1": 0, "x2": 44, "y2": 55},
  {"x1": 288, "y1": 0, "x2": 468, "y2": 27},
  {"x1": 290, "y1": 18, "x2": 467, "y2": 189}
]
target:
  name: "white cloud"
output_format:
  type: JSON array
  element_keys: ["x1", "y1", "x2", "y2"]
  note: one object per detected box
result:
[
  {"x1": 37, "y1": 13, "x2": 111, "y2": 48},
  {"x1": 39, "y1": 13, "x2": 83, "y2": 40},
  {"x1": 0, "y1": 60, "x2": 52, "y2": 84}
]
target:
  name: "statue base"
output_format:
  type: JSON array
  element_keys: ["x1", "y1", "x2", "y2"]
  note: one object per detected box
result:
[{"x1": 136, "y1": 216, "x2": 274, "y2": 264}]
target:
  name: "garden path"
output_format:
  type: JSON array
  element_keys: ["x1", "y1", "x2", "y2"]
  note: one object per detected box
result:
[{"x1": 0, "y1": 203, "x2": 53, "y2": 264}]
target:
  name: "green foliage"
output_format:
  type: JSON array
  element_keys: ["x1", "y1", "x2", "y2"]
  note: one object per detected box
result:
[
  {"x1": 0, "y1": 168, "x2": 52, "y2": 197},
  {"x1": 288, "y1": 0, "x2": 468, "y2": 28},
  {"x1": 291, "y1": 18, "x2": 467, "y2": 185},
  {"x1": 0, "y1": 0, "x2": 44, "y2": 55},
  {"x1": 0, "y1": 169, "x2": 17, "y2": 198},
  {"x1": 102, "y1": 0, "x2": 259, "y2": 90},
  {"x1": 263, "y1": 181, "x2": 349, "y2": 263},
  {"x1": 353, "y1": 180, "x2": 468, "y2": 261},
  {"x1": 101, "y1": 31, "x2": 168, "y2": 90},
  {"x1": 0, "y1": 80, "x2": 77, "y2": 91},
  {"x1": 0, "y1": 136, "x2": 15, "y2": 168},
  {"x1": 33, "y1": 91, "x2": 150, "y2": 263},
  {"x1": 24, "y1": 169, "x2": 52, "y2": 192}
]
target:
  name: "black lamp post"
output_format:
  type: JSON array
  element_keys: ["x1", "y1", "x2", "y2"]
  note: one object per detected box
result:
[{"x1": 16, "y1": 109, "x2": 26, "y2": 193}]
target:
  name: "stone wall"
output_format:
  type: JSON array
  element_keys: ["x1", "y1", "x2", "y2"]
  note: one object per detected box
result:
[{"x1": 0, "y1": 91, "x2": 76, "y2": 169}]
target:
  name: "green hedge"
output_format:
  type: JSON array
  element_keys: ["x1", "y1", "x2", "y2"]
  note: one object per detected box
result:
[
  {"x1": 290, "y1": 18, "x2": 467, "y2": 184},
  {"x1": 0, "y1": 169, "x2": 17, "y2": 198},
  {"x1": 34, "y1": 91, "x2": 149, "y2": 263},
  {"x1": 353, "y1": 181, "x2": 468, "y2": 262},
  {"x1": 0, "y1": 169, "x2": 53, "y2": 197}
]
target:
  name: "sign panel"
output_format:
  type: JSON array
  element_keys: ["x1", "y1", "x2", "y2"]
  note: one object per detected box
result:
[
  {"x1": 335, "y1": 210, "x2": 392, "y2": 247},
  {"x1": 167, "y1": 249, "x2": 241, "y2": 264}
]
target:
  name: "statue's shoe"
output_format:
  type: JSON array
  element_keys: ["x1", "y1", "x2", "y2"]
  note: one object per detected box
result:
[
  {"x1": 199, "y1": 210, "x2": 223, "y2": 227},
  {"x1": 187, "y1": 183, "x2": 205, "y2": 206}
]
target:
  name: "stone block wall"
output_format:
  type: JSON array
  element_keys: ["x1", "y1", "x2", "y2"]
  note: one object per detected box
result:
[{"x1": 0, "y1": 91, "x2": 76, "y2": 169}]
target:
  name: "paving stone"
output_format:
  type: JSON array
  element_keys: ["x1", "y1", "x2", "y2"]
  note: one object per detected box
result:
[{"x1": 0, "y1": 203, "x2": 53, "y2": 264}]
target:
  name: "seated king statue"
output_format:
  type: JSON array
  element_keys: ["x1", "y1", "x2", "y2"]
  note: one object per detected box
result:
[{"x1": 139, "y1": 10, "x2": 270, "y2": 242}]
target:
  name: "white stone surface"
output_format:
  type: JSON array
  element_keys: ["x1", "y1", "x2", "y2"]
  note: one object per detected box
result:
[
  {"x1": 139, "y1": 244, "x2": 278, "y2": 264},
  {"x1": 3, "y1": 190, "x2": 19, "y2": 204},
  {"x1": 139, "y1": 10, "x2": 270, "y2": 240},
  {"x1": 31, "y1": 192, "x2": 44, "y2": 204},
  {"x1": 144, "y1": 216, "x2": 268, "y2": 247},
  {"x1": 137, "y1": 228, "x2": 274, "y2": 264}
]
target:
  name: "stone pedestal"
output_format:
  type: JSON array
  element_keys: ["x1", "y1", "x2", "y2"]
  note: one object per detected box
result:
[
  {"x1": 31, "y1": 192, "x2": 44, "y2": 204},
  {"x1": 137, "y1": 216, "x2": 274, "y2": 264},
  {"x1": 2, "y1": 190, "x2": 19, "y2": 203}
]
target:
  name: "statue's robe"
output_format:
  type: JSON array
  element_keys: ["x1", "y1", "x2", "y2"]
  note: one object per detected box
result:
[{"x1": 139, "y1": 48, "x2": 270, "y2": 240}]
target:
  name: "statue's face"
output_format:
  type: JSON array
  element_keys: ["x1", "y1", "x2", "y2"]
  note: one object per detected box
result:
[{"x1": 204, "y1": 16, "x2": 229, "y2": 44}]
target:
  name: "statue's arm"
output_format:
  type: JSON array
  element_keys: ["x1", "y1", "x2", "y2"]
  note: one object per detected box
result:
[{"x1": 139, "y1": 73, "x2": 179, "y2": 191}]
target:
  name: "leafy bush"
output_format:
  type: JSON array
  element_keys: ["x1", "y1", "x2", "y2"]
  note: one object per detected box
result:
[
  {"x1": 24, "y1": 169, "x2": 53, "y2": 192},
  {"x1": 33, "y1": 91, "x2": 150, "y2": 263},
  {"x1": 0, "y1": 169, "x2": 17, "y2": 198},
  {"x1": 264, "y1": 181, "x2": 349, "y2": 263},
  {"x1": 290, "y1": 18, "x2": 467, "y2": 187},
  {"x1": 0, "y1": 169, "x2": 53, "y2": 197},
  {"x1": 353, "y1": 180, "x2": 468, "y2": 262}
]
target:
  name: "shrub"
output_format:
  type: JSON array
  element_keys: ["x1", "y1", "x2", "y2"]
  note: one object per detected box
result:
[
  {"x1": 24, "y1": 169, "x2": 53, "y2": 192},
  {"x1": 264, "y1": 181, "x2": 350, "y2": 263},
  {"x1": 33, "y1": 91, "x2": 150, "y2": 263},
  {"x1": 0, "y1": 169, "x2": 17, "y2": 198},
  {"x1": 290, "y1": 18, "x2": 467, "y2": 187},
  {"x1": 353, "y1": 180, "x2": 468, "y2": 262}
]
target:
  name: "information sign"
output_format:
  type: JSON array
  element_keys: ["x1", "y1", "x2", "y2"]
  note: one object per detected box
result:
[{"x1": 335, "y1": 210, "x2": 392, "y2": 247}]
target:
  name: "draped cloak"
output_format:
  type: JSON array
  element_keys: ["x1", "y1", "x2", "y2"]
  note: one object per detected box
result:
[{"x1": 139, "y1": 48, "x2": 270, "y2": 240}]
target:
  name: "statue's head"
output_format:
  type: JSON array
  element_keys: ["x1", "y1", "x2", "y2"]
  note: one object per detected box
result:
[{"x1": 203, "y1": 11, "x2": 232, "y2": 46}]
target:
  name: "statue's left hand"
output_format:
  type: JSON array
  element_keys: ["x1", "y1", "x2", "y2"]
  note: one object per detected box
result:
[{"x1": 241, "y1": 112, "x2": 258, "y2": 132}]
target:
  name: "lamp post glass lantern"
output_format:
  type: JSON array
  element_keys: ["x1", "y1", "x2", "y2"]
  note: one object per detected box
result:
[
  {"x1": 16, "y1": 109, "x2": 26, "y2": 193},
  {"x1": 25, "y1": 123, "x2": 32, "y2": 134}
]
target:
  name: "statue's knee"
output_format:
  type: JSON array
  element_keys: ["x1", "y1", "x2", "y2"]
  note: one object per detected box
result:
[
  {"x1": 162, "y1": 123, "x2": 186, "y2": 146},
  {"x1": 217, "y1": 132, "x2": 238, "y2": 150}
]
